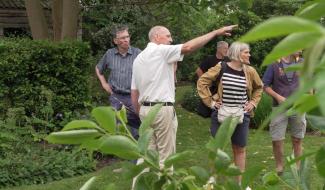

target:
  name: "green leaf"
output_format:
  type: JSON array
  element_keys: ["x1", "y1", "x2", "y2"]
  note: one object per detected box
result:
[
  {"x1": 261, "y1": 32, "x2": 323, "y2": 66},
  {"x1": 181, "y1": 180, "x2": 199, "y2": 190},
  {"x1": 80, "y1": 137, "x2": 105, "y2": 151},
  {"x1": 286, "y1": 151, "x2": 316, "y2": 166},
  {"x1": 295, "y1": 0, "x2": 319, "y2": 15},
  {"x1": 146, "y1": 149, "x2": 160, "y2": 167},
  {"x1": 134, "y1": 172, "x2": 159, "y2": 190},
  {"x1": 91, "y1": 106, "x2": 116, "y2": 134},
  {"x1": 182, "y1": 175, "x2": 196, "y2": 182},
  {"x1": 164, "y1": 180, "x2": 177, "y2": 190},
  {"x1": 134, "y1": 173, "x2": 151, "y2": 190},
  {"x1": 116, "y1": 106, "x2": 128, "y2": 125},
  {"x1": 299, "y1": 158, "x2": 311, "y2": 190},
  {"x1": 296, "y1": 2, "x2": 325, "y2": 21},
  {"x1": 284, "y1": 64, "x2": 303, "y2": 72},
  {"x1": 225, "y1": 179, "x2": 241, "y2": 190},
  {"x1": 225, "y1": 164, "x2": 242, "y2": 176},
  {"x1": 62, "y1": 120, "x2": 100, "y2": 131},
  {"x1": 214, "y1": 149, "x2": 232, "y2": 172},
  {"x1": 99, "y1": 135, "x2": 140, "y2": 160},
  {"x1": 206, "y1": 117, "x2": 237, "y2": 151},
  {"x1": 262, "y1": 171, "x2": 280, "y2": 185},
  {"x1": 45, "y1": 129, "x2": 101, "y2": 144},
  {"x1": 164, "y1": 151, "x2": 194, "y2": 168},
  {"x1": 139, "y1": 104, "x2": 163, "y2": 136},
  {"x1": 138, "y1": 128, "x2": 154, "y2": 154},
  {"x1": 240, "y1": 16, "x2": 325, "y2": 42},
  {"x1": 315, "y1": 145, "x2": 325, "y2": 177},
  {"x1": 80, "y1": 177, "x2": 96, "y2": 190},
  {"x1": 189, "y1": 166, "x2": 209, "y2": 183},
  {"x1": 289, "y1": 94, "x2": 318, "y2": 114},
  {"x1": 105, "y1": 183, "x2": 117, "y2": 190},
  {"x1": 123, "y1": 162, "x2": 147, "y2": 179},
  {"x1": 315, "y1": 76, "x2": 325, "y2": 115},
  {"x1": 306, "y1": 114, "x2": 325, "y2": 131},
  {"x1": 153, "y1": 176, "x2": 167, "y2": 190},
  {"x1": 241, "y1": 166, "x2": 264, "y2": 188}
]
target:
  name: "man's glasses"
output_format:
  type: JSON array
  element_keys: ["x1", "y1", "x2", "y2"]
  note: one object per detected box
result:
[{"x1": 115, "y1": 35, "x2": 130, "y2": 40}]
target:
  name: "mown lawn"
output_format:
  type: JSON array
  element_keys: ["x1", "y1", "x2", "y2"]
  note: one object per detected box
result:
[{"x1": 3, "y1": 85, "x2": 324, "y2": 190}]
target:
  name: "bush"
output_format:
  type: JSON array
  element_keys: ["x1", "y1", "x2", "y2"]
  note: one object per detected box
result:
[
  {"x1": 0, "y1": 38, "x2": 92, "y2": 120},
  {"x1": 251, "y1": 93, "x2": 272, "y2": 128},
  {"x1": 181, "y1": 85, "x2": 200, "y2": 113},
  {"x1": 0, "y1": 147, "x2": 95, "y2": 188},
  {"x1": 0, "y1": 108, "x2": 95, "y2": 188}
]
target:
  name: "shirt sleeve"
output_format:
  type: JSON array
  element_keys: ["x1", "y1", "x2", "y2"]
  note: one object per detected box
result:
[
  {"x1": 262, "y1": 64, "x2": 274, "y2": 87},
  {"x1": 135, "y1": 47, "x2": 142, "y2": 55},
  {"x1": 131, "y1": 73, "x2": 137, "y2": 90},
  {"x1": 96, "y1": 52, "x2": 109, "y2": 74},
  {"x1": 159, "y1": 44, "x2": 184, "y2": 64},
  {"x1": 131, "y1": 61, "x2": 138, "y2": 90}
]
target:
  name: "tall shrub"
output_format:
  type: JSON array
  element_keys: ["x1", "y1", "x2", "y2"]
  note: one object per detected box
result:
[{"x1": 0, "y1": 39, "x2": 92, "y2": 119}]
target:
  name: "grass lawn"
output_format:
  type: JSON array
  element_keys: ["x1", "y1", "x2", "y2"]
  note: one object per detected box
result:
[{"x1": 3, "y1": 85, "x2": 324, "y2": 190}]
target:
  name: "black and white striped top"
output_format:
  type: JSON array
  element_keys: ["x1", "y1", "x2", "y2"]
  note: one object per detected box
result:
[{"x1": 221, "y1": 65, "x2": 247, "y2": 107}]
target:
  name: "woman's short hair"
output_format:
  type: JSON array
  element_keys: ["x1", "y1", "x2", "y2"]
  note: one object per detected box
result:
[{"x1": 227, "y1": 42, "x2": 250, "y2": 62}]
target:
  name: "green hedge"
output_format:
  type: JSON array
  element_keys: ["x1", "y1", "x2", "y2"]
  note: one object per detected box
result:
[{"x1": 0, "y1": 39, "x2": 92, "y2": 119}]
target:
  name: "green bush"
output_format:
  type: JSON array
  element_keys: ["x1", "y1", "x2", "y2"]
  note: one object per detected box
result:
[
  {"x1": 0, "y1": 147, "x2": 95, "y2": 188},
  {"x1": 181, "y1": 85, "x2": 200, "y2": 113},
  {"x1": 251, "y1": 93, "x2": 272, "y2": 128},
  {"x1": 0, "y1": 108, "x2": 95, "y2": 188},
  {"x1": 0, "y1": 38, "x2": 92, "y2": 120}
]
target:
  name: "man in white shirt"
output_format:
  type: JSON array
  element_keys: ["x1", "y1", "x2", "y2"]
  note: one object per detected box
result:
[{"x1": 131, "y1": 25, "x2": 237, "y2": 168}]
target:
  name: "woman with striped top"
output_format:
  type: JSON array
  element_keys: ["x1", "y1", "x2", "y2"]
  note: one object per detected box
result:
[{"x1": 197, "y1": 42, "x2": 263, "y2": 184}]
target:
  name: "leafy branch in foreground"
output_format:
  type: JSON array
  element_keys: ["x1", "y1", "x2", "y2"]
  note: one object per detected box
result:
[
  {"x1": 240, "y1": 0, "x2": 325, "y2": 189},
  {"x1": 46, "y1": 104, "x2": 262, "y2": 189},
  {"x1": 45, "y1": 2, "x2": 325, "y2": 189}
]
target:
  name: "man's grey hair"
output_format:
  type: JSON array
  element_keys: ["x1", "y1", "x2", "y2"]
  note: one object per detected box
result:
[
  {"x1": 227, "y1": 42, "x2": 250, "y2": 62},
  {"x1": 111, "y1": 25, "x2": 129, "y2": 38},
  {"x1": 217, "y1": 41, "x2": 228, "y2": 49},
  {"x1": 148, "y1": 26, "x2": 166, "y2": 41}
]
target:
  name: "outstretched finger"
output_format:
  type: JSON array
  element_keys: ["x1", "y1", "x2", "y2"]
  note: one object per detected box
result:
[{"x1": 228, "y1": 24, "x2": 238, "y2": 29}]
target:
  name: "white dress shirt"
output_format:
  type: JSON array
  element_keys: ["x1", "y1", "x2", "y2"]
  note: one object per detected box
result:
[{"x1": 131, "y1": 42, "x2": 184, "y2": 103}]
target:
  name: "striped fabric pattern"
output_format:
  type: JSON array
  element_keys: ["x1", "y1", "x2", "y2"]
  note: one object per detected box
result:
[
  {"x1": 97, "y1": 47, "x2": 141, "y2": 94},
  {"x1": 222, "y1": 72, "x2": 247, "y2": 107}
]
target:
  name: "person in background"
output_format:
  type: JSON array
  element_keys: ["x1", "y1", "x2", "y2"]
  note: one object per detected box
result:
[
  {"x1": 197, "y1": 42, "x2": 263, "y2": 184},
  {"x1": 96, "y1": 25, "x2": 141, "y2": 139},
  {"x1": 196, "y1": 41, "x2": 229, "y2": 118},
  {"x1": 262, "y1": 53, "x2": 306, "y2": 175},
  {"x1": 196, "y1": 41, "x2": 229, "y2": 77},
  {"x1": 131, "y1": 25, "x2": 237, "y2": 170}
]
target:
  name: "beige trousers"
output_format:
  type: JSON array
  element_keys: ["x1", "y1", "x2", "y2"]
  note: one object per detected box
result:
[
  {"x1": 139, "y1": 105, "x2": 178, "y2": 168},
  {"x1": 132, "y1": 106, "x2": 178, "y2": 189}
]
